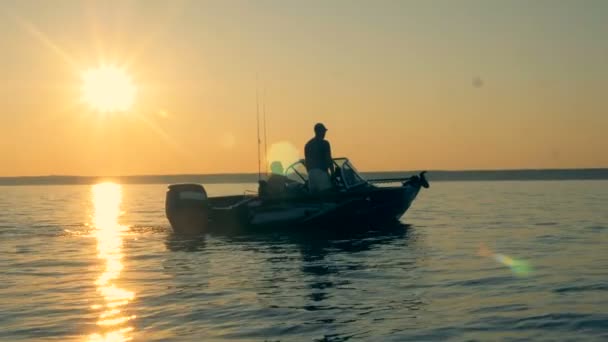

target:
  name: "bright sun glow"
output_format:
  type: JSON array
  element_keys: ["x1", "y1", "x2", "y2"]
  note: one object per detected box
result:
[{"x1": 81, "y1": 65, "x2": 137, "y2": 113}]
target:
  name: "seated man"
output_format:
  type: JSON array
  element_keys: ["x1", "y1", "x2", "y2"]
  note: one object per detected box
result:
[{"x1": 265, "y1": 161, "x2": 292, "y2": 196}]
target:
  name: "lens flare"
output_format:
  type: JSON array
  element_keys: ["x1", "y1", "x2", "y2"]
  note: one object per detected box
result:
[
  {"x1": 266, "y1": 141, "x2": 301, "y2": 173},
  {"x1": 478, "y1": 243, "x2": 532, "y2": 277}
]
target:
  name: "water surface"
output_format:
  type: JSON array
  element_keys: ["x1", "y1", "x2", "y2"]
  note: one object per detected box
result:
[{"x1": 1, "y1": 181, "x2": 607, "y2": 341}]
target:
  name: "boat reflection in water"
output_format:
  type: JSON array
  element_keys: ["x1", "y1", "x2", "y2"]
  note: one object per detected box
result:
[
  {"x1": 163, "y1": 222, "x2": 422, "y2": 341},
  {"x1": 89, "y1": 183, "x2": 136, "y2": 342}
]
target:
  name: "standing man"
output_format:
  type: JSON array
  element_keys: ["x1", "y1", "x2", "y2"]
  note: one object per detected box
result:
[{"x1": 304, "y1": 123, "x2": 334, "y2": 193}]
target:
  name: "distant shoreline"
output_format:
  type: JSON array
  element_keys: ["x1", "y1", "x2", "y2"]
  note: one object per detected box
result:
[{"x1": 1, "y1": 169, "x2": 607, "y2": 186}]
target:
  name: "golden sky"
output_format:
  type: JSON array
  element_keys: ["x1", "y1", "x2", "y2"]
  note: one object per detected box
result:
[{"x1": 1, "y1": 0, "x2": 607, "y2": 176}]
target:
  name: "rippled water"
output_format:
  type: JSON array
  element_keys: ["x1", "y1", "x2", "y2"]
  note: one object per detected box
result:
[{"x1": 1, "y1": 181, "x2": 607, "y2": 341}]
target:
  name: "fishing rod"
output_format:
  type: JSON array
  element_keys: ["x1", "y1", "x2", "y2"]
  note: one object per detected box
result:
[
  {"x1": 263, "y1": 88, "x2": 268, "y2": 175},
  {"x1": 366, "y1": 171, "x2": 430, "y2": 188},
  {"x1": 256, "y1": 87, "x2": 261, "y2": 181}
]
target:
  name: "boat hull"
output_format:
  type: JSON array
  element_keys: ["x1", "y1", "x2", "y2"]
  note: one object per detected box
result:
[{"x1": 168, "y1": 183, "x2": 422, "y2": 234}]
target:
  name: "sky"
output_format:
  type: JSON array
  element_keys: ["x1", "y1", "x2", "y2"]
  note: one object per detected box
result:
[{"x1": 1, "y1": 0, "x2": 607, "y2": 176}]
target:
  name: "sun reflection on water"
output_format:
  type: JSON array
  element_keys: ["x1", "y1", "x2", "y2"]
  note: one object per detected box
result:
[{"x1": 89, "y1": 183, "x2": 135, "y2": 342}]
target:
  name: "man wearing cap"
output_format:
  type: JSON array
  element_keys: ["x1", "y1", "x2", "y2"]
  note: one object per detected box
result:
[{"x1": 304, "y1": 123, "x2": 334, "y2": 193}]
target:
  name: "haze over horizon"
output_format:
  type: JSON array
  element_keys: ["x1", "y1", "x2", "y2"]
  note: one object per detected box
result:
[
  {"x1": 2, "y1": 166, "x2": 608, "y2": 179},
  {"x1": 1, "y1": 0, "x2": 607, "y2": 177}
]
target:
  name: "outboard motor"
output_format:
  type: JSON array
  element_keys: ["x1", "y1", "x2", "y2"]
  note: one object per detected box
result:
[{"x1": 165, "y1": 184, "x2": 209, "y2": 234}]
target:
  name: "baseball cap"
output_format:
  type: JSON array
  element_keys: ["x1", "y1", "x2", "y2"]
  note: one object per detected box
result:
[{"x1": 314, "y1": 123, "x2": 328, "y2": 133}]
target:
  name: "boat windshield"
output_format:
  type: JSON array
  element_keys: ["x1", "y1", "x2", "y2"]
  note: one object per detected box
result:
[
  {"x1": 284, "y1": 158, "x2": 367, "y2": 189},
  {"x1": 333, "y1": 158, "x2": 367, "y2": 188},
  {"x1": 285, "y1": 159, "x2": 309, "y2": 184}
]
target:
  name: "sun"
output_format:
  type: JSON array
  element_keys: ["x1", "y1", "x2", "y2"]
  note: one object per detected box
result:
[{"x1": 81, "y1": 65, "x2": 137, "y2": 113}]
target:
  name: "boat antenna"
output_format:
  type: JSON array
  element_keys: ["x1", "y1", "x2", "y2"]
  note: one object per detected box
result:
[
  {"x1": 263, "y1": 87, "x2": 268, "y2": 175},
  {"x1": 256, "y1": 84, "x2": 261, "y2": 181}
]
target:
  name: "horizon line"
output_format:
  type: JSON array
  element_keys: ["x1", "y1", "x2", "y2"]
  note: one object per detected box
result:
[
  {"x1": 1, "y1": 167, "x2": 608, "y2": 179},
  {"x1": 0, "y1": 167, "x2": 608, "y2": 179}
]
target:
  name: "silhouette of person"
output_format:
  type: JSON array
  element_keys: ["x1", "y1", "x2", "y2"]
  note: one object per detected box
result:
[
  {"x1": 304, "y1": 123, "x2": 334, "y2": 193},
  {"x1": 266, "y1": 161, "x2": 294, "y2": 196}
]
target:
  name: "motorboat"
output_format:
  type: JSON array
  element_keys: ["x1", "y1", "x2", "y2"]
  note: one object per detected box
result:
[{"x1": 165, "y1": 158, "x2": 429, "y2": 234}]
